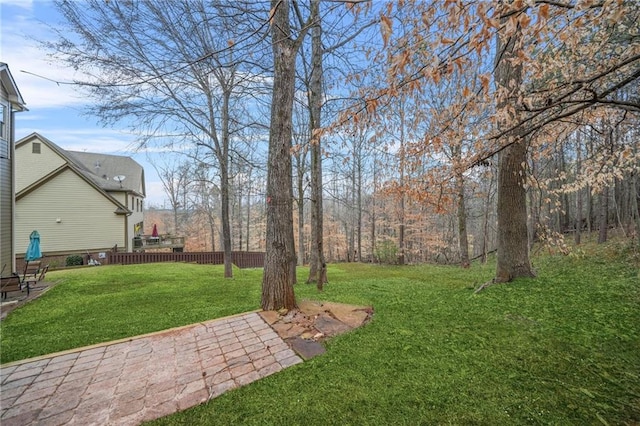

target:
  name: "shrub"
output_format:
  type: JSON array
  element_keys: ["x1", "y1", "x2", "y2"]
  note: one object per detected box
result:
[{"x1": 65, "y1": 255, "x2": 83, "y2": 266}]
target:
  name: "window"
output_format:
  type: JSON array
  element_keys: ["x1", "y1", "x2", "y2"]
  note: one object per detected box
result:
[
  {"x1": 0, "y1": 105, "x2": 7, "y2": 158},
  {"x1": 0, "y1": 104, "x2": 5, "y2": 140},
  {"x1": 32, "y1": 142, "x2": 41, "y2": 154}
]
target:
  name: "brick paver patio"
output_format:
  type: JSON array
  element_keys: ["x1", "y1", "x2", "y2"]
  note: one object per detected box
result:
[{"x1": 0, "y1": 312, "x2": 302, "y2": 425}]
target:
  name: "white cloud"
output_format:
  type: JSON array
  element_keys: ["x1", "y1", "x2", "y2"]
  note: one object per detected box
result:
[
  {"x1": 0, "y1": 0, "x2": 33, "y2": 11},
  {"x1": 14, "y1": 126, "x2": 136, "y2": 154},
  {"x1": 2, "y1": 3, "x2": 87, "y2": 109}
]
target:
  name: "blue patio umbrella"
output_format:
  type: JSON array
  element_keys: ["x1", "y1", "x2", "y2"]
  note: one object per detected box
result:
[{"x1": 25, "y1": 230, "x2": 42, "y2": 261}]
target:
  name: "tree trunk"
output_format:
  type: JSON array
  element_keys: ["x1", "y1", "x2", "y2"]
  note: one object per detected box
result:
[
  {"x1": 598, "y1": 186, "x2": 609, "y2": 244},
  {"x1": 306, "y1": 0, "x2": 326, "y2": 289},
  {"x1": 262, "y1": 0, "x2": 298, "y2": 311},
  {"x1": 349, "y1": 171, "x2": 356, "y2": 262},
  {"x1": 457, "y1": 171, "x2": 470, "y2": 268},
  {"x1": 494, "y1": 10, "x2": 535, "y2": 283},
  {"x1": 481, "y1": 166, "x2": 495, "y2": 264},
  {"x1": 453, "y1": 144, "x2": 470, "y2": 268},
  {"x1": 238, "y1": 186, "x2": 243, "y2": 251},
  {"x1": 575, "y1": 131, "x2": 583, "y2": 245},
  {"x1": 632, "y1": 141, "x2": 640, "y2": 239},
  {"x1": 370, "y1": 152, "x2": 377, "y2": 262},
  {"x1": 297, "y1": 180, "x2": 305, "y2": 266},
  {"x1": 586, "y1": 129, "x2": 595, "y2": 235},
  {"x1": 246, "y1": 189, "x2": 251, "y2": 251},
  {"x1": 631, "y1": 172, "x2": 640, "y2": 240},
  {"x1": 289, "y1": 176, "x2": 297, "y2": 285},
  {"x1": 220, "y1": 92, "x2": 233, "y2": 278},
  {"x1": 560, "y1": 144, "x2": 571, "y2": 232},
  {"x1": 173, "y1": 206, "x2": 180, "y2": 237},
  {"x1": 527, "y1": 160, "x2": 538, "y2": 245},
  {"x1": 397, "y1": 101, "x2": 406, "y2": 266},
  {"x1": 356, "y1": 151, "x2": 363, "y2": 262},
  {"x1": 295, "y1": 146, "x2": 305, "y2": 265}
]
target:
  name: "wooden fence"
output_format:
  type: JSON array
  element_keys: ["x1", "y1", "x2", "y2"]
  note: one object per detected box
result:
[{"x1": 108, "y1": 251, "x2": 264, "y2": 269}]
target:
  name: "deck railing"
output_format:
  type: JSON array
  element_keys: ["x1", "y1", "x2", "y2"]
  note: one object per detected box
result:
[{"x1": 133, "y1": 235, "x2": 185, "y2": 251}]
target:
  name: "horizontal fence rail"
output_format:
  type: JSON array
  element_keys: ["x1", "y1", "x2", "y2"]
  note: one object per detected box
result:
[{"x1": 108, "y1": 251, "x2": 264, "y2": 269}]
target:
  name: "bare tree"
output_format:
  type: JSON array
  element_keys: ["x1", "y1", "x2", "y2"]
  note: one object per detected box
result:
[
  {"x1": 48, "y1": 0, "x2": 272, "y2": 278},
  {"x1": 261, "y1": 0, "x2": 311, "y2": 311},
  {"x1": 150, "y1": 155, "x2": 192, "y2": 235},
  {"x1": 292, "y1": 101, "x2": 310, "y2": 266},
  {"x1": 305, "y1": 0, "x2": 327, "y2": 287}
]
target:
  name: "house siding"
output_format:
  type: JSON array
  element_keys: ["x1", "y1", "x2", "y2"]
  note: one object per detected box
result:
[
  {"x1": 1, "y1": 64, "x2": 27, "y2": 273},
  {"x1": 0, "y1": 141, "x2": 12, "y2": 271},
  {"x1": 107, "y1": 191, "x2": 143, "y2": 250},
  {"x1": 111, "y1": 192, "x2": 127, "y2": 206},
  {"x1": 15, "y1": 169, "x2": 125, "y2": 255},
  {"x1": 16, "y1": 138, "x2": 66, "y2": 193}
]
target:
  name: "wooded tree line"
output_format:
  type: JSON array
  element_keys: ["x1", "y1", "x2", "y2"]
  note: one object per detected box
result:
[
  {"x1": 47, "y1": 0, "x2": 639, "y2": 309},
  {"x1": 150, "y1": 111, "x2": 639, "y2": 262}
]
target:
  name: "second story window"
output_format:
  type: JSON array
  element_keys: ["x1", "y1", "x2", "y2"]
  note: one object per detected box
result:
[
  {"x1": 32, "y1": 142, "x2": 41, "y2": 154},
  {"x1": 0, "y1": 104, "x2": 6, "y2": 140}
]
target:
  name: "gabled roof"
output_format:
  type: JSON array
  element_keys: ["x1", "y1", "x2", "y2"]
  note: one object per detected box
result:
[
  {"x1": 15, "y1": 133, "x2": 145, "y2": 214},
  {"x1": 0, "y1": 62, "x2": 27, "y2": 111},
  {"x1": 67, "y1": 151, "x2": 146, "y2": 197},
  {"x1": 16, "y1": 132, "x2": 145, "y2": 197}
]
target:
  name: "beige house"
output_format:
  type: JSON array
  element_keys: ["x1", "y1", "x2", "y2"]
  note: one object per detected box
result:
[
  {"x1": 15, "y1": 133, "x2": 146, "y2": 261},
  {"x1": 0, "y1": 63, "x2": 27, "y2": 274}
]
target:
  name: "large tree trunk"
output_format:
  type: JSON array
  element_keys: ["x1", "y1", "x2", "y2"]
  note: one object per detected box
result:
[
  {"x1": 453, "y1": 144, "x2": 470, "y2": 268},
  {"x1": 220, "y1": 89, "x2": 233, "y2": 279},
  {"x1": 494, "y1": 9, "x2": 535, "y2": 283},
  {"x1": 220, "y1": 171, "x2": 233, "y2": 277},
  {"x1": 289, "y1": 164, "x2": 297, "y2": 285},
  {"x1": 456, "y1": 172, "x2": 470, "y2": 268},
  {"x1": 496, "y1": 141, "x2": 536, "y2": 281},
  {"x1": 306, "y1": 0, "x2": 326, "y2": 289},
  {"x1": 262, "y1": 0, "x2": 298, "y2": 311}
]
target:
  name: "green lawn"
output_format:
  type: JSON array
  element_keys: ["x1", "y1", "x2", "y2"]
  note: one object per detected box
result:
[
  {"x1": 0, "y1": 263, "x2": 265, "y2": 363},
  {"x1": 1, "y1": 241, "x2": 638, "y2": 424}
]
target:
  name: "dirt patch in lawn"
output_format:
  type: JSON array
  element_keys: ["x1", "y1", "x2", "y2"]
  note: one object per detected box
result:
[{"x1": 259, "y1": 300, "x2": 374, "y2": 360}]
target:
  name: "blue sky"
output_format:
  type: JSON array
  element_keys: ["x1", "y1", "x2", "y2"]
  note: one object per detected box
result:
[{"x1": 1, "y1": 0, "x2": 168, "y2": 206}]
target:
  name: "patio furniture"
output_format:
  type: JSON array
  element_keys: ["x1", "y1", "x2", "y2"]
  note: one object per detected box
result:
[
  {"x1": 23, "y1": 262, "x2": 48, "y2": 289},
  {"x1": 23, "y1": 260, "x2": 41, "y2": 281},
  {"x1": 1, "y1": 274, "x2": 24, "y2": 300}
]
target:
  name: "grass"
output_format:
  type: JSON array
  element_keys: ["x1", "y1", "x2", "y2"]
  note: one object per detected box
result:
[
  {"x1": 1, "y1": 241, "x2": 639, "y2": 424},
  {"x1": 0, "y1": 264, "x2": 264, "y2": 362}
]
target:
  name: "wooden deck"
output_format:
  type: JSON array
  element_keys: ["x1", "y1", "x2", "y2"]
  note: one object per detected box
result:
[{"x1": 133, "y1": 235, "x2": 185, "y2": 252}]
